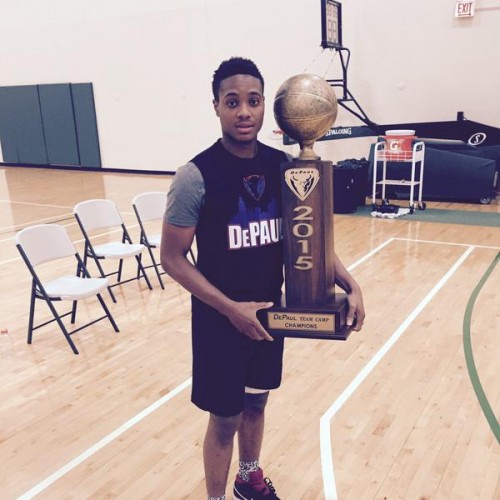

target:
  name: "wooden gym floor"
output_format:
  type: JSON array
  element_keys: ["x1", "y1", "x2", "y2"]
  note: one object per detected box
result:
[{"x1": 0, "y1": 165, "x2": 498, "y2": 499}]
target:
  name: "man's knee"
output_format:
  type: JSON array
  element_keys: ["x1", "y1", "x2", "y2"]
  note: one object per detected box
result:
[
  {"x1": 244, "y1": 391, "x2": 269, "y2": 414},
  {"x1": 208, "y1": 412, "x2": 242, "y2": 444}
]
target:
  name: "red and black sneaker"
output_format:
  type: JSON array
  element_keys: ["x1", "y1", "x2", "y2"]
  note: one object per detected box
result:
[{"x1": 233, "y1": 468, "x2": 280, "y2": 499}]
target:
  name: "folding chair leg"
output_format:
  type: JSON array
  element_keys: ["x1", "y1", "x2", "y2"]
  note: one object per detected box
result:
[
  {"x1": 76, "y1": 260, "x2": 82, "y2": 278},
  {"x1": 82, "y1": 245, "x2": 90, "y2": 271},
  {"x1": 107, "y1": 286, "x2": 117, "y2": 303},
  {"x1": 136, "y1": 254, "x2": 142, "y2": 280},
  {"x1": 117, "y1": 258, "x2": 124, "y2": 283},
  {"x1": 96, "y1": 294, "x2": 119, "y2": 332},
  {"x1": 135, "y1": 254, "x2": 153, "y2": 290},
  {"x1": 71, "y1": 300, "x2": 78, "y2": 324},
  {"x1": 91, "y1": 254, "x2": 117, "y2": 303},
  {"x1": 44, "y1": 299, "x2": 79, "y2": 354},
  {"x1": 27, "y1": 281, "x2": 37, "y2": 345},
  {"x1": 189, "y1": 249, "x2": 196, "y2": 265},
  {"x1": 147, "y1": 247, "x2": 165, "y2": 289}
]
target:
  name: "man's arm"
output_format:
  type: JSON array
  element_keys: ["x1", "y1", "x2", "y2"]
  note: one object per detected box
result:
[
  {"x1": 160, "y1": 221, "x2": 274, "y2": 341},
  {"x1": 334, "y1": 252, "x2": 365, "y2": 331}
]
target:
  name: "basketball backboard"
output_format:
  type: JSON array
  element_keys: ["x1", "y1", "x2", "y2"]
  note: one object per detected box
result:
[{"x1": 321, "y1": 0, "x2": 342, "y2": 49}]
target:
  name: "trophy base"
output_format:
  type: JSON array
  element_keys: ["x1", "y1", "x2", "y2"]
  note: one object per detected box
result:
[{"x1": 257, "y1": 294, "x2": 352, "y2": 341}]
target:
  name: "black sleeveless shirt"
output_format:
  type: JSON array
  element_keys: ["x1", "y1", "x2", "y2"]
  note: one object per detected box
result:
[{"x1": 192, "y1": 140, "x2": 287, "y2": 302}]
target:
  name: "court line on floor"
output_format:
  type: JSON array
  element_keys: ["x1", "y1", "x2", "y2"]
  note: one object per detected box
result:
[
  {"x1": 1, "y1": 213, "x2": 137, "y2": 234},
  {"x1": 463, "y1": 251, "x2": 500, "y2": 443},
  {"x1": 16, "y1": 377, "x2": 193, "y2": 500},
  {"x1": 0, "y1": 200, "x2": 73, "y2": 209},
  {"x1": 0, "y1": 221, "x2": 79, "y2": 243},
  {"x1": 394, "y1": 237, "x2": 500, "y2": 250},
  {"x1": 0, "y1": 214, "x2": 75, "y2": 233},
  {"x1": 349, "y1": 237, "x2": 395, "y2": 266},
  {"x1": 0, "y1": 198, "x2": 136, "y2": 234},
  {"x1": 320, "y1": 244, "x2": 475, "y2": 500}
]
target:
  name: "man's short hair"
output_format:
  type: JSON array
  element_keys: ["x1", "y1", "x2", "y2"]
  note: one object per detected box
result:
[{"x1": 212, "y1": 57, "x2": 264, "y2": 101}]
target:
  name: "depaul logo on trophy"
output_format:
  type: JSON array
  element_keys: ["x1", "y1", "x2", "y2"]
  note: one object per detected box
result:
[{"x1": 284, "y1": 168, "x2": 320, "y2": 201}]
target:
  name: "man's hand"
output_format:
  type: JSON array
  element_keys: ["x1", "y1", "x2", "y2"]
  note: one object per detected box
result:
[
  {"x1": 346, "y1": 286, "x2": 365, "y2": 331},
  {"x1": 224, "y1": 301, "x2": 274, "y2": 341}
]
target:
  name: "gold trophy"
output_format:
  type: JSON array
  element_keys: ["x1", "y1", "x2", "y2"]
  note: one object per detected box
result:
[{"x1": 258, "y1": 74, "x2": 351, "y2": 340}]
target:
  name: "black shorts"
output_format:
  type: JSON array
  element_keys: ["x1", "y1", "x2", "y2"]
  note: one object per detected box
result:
[{"x1": 191, "y1": 297, "x2": 285, "y2": 417}]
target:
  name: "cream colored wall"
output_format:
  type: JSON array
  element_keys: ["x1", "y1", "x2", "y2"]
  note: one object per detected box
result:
[
  {"x1": 346, "y1": 0, "x2": 500, "y2": 124},
  {"x1": 320, "y1": 0, "x2": 500, "y2": 163},
  {"x1": 1, "y1": 0, "x2": 498, "y2": 170}
]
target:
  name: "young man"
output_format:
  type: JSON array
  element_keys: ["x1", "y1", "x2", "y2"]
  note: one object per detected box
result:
[{"x1": 160, "y1": 57, "x2": 365, "y2": 500}]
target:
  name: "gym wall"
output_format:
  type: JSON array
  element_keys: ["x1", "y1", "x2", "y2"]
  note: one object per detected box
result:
[{"x1": 0, "y1": 0, "x2": 498, "y2": 172}]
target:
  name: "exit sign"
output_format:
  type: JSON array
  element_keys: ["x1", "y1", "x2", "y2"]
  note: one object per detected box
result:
[{"x1": 455, "y1": 1, "x2": 475, "y2": 17}]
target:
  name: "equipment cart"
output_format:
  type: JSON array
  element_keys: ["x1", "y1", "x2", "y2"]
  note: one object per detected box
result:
[{"x1": 372, "y1": 138, "x2": 426, "y2": 213}]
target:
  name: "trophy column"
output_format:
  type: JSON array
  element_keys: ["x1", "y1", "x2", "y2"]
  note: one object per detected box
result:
[
  {"x1": 258, "y1": 159, "x2": 351, "y2": 341},
  {"x1": 282, "y1": 160, "x2": 335, "y2": 307}
]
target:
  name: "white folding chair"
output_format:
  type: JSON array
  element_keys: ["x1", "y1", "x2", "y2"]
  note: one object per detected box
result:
[
  {"x1": 74, "y1": 199, "x2": 153, "y2": 303},
  {"x1": 15, "y1": 224, "x2": 119, "y2": 355},
  {"x1": 132, "y1": 191, "x2": 196, "y2": 289}
]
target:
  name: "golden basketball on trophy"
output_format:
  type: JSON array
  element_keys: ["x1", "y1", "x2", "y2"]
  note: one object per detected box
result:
[{"x1": 274, "y1": 74, "x2": 338, "y2": 160}]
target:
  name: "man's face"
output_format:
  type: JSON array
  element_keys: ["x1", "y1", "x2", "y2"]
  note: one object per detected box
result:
[{"x1": 213, "y1": 74, "x2": 265, "y2": 146}]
